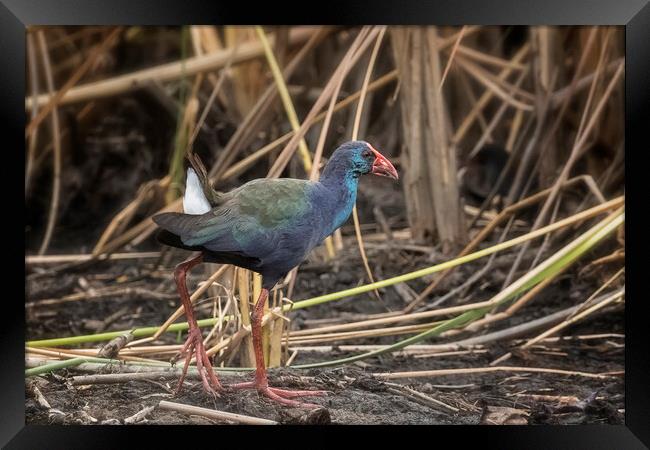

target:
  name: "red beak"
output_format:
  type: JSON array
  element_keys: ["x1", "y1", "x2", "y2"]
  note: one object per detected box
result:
[{"x1": 368, "y1": 144, "x2": 398, "y2": 180}]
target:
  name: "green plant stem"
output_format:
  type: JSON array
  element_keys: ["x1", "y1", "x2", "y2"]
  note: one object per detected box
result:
[{"x1": 26, "y1": 317, "x2": 219, "y2": 348}]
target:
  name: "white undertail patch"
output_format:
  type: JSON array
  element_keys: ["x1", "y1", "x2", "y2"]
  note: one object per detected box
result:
[{"x1": 183, "y1": 168, "x2": 211, "y2": 215}]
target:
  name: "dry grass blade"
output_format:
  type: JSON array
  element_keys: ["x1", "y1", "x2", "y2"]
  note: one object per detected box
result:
[
  {"x1": 405, "y1": 176, "x2": 617, "y2": 313},
  {"x1": 25, "y1": 33, "x2": 40, "y2": 195},
  {"x1": 159, "y1": 400, "x2": 278, "y2": 425},
  {"x1": 452, "y1": 43, "x2": 530, "y2": 144},
  {"x1": 502, "y1": 58, "x2": 624, "y2": 288},
  {"x1": 185, "y1": 48, "x2": 235, "y2": 152},
  {"x1": 455, "y1": 55, "x2": 534, "y2": 111},
  {"x1": 349, "y1": 26, "x2": 387, "y2": 301},
  {"x1": 455, "y1": 45, "x2": 527, "y2": 71},
  {"x1": 208, "y1": 27, "x2": 329, "y2": 181},
  {"x1": 267, "y1": 27, "x2": 380, "y2": 178},
  {"x1": 36, "y1": 30, "x2": 62, "y2": 256},
  {"x1": 25, "y1": 27, "x2": 123, "y2": 137},
  {"x1": 92, "y1": 177, "x2": 169, "y2": 256},
  {"x1": 26, "y1": 28, "x2": 315, "y2": 110},
  {"x1": 468, "y1": 65, "x2": 530, "y2": 159},
  {"x1": 549, "y1": 58, "x2": 622, "y2": 108},
  {"x1": 26, "y1": 252, "x2": 161, "y2": 265},
  {"x1": 255, "y1": 26, "x2": 313, "y2": 174},
  {"x1": 439, "y1": 25, "x2": 466, "y2": 92},
  {"x1": 521, "y1": 288, "x2": 624, "y2": 350},
  {"x1": 384, "y1": 382, "x2": 459, "y2": 413},
  {"x1": 373, "y1": 366, "x2": 617, "y2": 380}
]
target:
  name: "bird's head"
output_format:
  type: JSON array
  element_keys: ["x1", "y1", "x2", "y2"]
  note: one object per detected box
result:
[{"x1": 329, "y1": 140, "x2": 399, "y2": 180}]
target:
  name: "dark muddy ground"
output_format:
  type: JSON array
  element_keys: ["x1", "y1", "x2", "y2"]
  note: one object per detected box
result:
[{"x1": 25, "y1": 240, "x2": 624, "y2": 425}]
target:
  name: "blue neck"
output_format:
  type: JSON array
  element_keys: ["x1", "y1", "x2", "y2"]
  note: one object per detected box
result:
[{"x1": 318, "y1": 164, "x2": 359, "y2": 236}]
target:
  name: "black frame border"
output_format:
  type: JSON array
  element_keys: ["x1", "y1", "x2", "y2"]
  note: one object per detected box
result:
[{"x1": 6, "y1": 0, "x2": 649, "y2": 447}]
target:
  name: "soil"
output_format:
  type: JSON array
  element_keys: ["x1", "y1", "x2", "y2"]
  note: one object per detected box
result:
[{"x1": 25, "y1": 238, "x2": 625, "y2": 425}]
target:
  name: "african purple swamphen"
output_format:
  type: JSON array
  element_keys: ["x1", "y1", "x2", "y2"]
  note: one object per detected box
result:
[{"x1": 153, "y1": 140, "x2": 398, "y2": 407}]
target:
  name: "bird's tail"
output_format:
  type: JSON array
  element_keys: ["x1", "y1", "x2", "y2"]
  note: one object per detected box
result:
[
  {"x1": 183, "y1": 168, "x2": 212, "y2": 215},
  {"x1": 152, "y1": 212, "x2": 203, "y2": 239}
]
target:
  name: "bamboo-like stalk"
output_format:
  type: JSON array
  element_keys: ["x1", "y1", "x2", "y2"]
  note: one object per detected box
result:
[
  {"x1": 289, "y1": 300, "x2": 494, "y2": 337},
  {"x1": 268, "y1": 291, "x2": 285, "y2": 367},
  {"x1": 236, "y1": 269, "x2": 255, "y2": 367},
  {"x1": 285, "y1": 321, "x2": 444, "y2": 345}
]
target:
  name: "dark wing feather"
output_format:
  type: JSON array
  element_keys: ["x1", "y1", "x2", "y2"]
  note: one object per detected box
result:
[
  {"x1": 155, "y1": 226, "x2": 262, "y2": 270},
  {"x1": 152, "y1": 211, "x2": 239, "y2": 251}
]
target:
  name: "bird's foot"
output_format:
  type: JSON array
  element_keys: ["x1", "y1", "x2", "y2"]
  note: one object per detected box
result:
[
  {"x1": 174, "y1": 327, "x2": 222, "y2": 397},
  {"x1": 229, "y1": 381, "x2": 327, "y2": 408}
]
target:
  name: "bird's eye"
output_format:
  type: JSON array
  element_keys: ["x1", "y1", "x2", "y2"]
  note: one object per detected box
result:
[{"x1": 362, "y1": 149, "x2": 373, "y2": 159}]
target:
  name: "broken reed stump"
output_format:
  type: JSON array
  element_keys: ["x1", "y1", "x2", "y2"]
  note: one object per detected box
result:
[{"x1": 391, "y1": 26, "x2": 466, "y2": 253}]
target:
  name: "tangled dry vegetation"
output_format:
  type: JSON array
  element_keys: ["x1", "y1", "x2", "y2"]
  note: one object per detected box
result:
[{"x1": 25, "y1": 25, "x2": 624, "y2": 425}]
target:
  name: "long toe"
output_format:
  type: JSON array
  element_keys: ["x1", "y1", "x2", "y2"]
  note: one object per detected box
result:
[
  {"x1": 195, "y1": 343, "x2": 222, "y2": 393},
  {"x1": 264, "y1": 387, "x2": 328, "y2": 399},
  {"x1": 228, "y1": 381, "x2": 327, "y2": 408},
  {"x1": 260, "y1": 387, "x2": 324, "y2": 409},
  {"x1": 176, "y1": 330, "x2": 222, "y2": 396}
]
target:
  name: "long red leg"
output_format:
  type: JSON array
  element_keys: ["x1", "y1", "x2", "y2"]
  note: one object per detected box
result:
[
  {"x1": 173, "y1": 252, "x2": 222, "y2": 395},
  {"x1": 229, "y1": 288, "x2": 327, "y2": 408}
]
